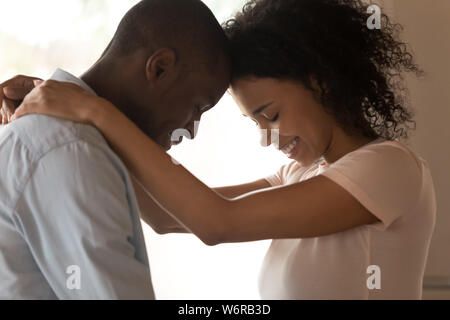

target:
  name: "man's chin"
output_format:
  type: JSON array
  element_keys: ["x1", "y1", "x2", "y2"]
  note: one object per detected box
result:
[
  {"x1": 157, "y1": 134, "x2": 183, "y2": 151},
  {"x1": 162, "y1": 141, "x2": 172, "y2": 152},
  {"x1": 154, "y1": 136, "x2": 171, "y2": 152}
]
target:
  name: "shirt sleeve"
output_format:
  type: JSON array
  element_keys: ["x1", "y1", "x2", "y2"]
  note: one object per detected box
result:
[
  {"x1": 319, "y1": 143, "x2": 423, "y2": 231},
  {"x1": 13, "y1": 140, "x2": 154, "y2": 300},
  {"x1": 264, "y1": 161, "x2": 298, "y2": 186}
]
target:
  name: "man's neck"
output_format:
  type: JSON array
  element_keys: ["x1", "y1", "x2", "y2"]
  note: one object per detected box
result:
[
  {"x1": 80, "y1": 61, "x2": 129, "y2": 116},
  {"x1": 79, "y1": 58, "x2": 158, "y2": 143}
]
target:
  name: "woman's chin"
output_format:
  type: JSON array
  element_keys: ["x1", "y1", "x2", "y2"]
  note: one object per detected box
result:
[{"x1": 291, "y1": 154, "x2": 317, "y2": 168}]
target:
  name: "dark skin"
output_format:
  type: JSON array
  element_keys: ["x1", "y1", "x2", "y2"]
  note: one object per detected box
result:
[
  {"x1": 0, "y1": 49, "x2": 272, "y2": 235},
  {"x1": 81, "y1": 47, "x2": 230, "y2": 151},
  {"x1": 2, "y1": 77, "x2": 380, "y2": 245}
]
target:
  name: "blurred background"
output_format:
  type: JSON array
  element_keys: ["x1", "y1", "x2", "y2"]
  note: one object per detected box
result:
[{"x1": 0, "y1": 0, "x2": 449, "y2": 299}]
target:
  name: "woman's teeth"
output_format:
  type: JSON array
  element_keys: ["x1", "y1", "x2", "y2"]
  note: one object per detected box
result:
[{"x1": 282, "y1": 137, "x2": 299, "y2": 154}]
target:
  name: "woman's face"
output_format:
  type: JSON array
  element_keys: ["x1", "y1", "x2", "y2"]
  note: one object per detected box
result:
[{"x1": 230, "y1": 77, "x2": 338, "y2": 167}]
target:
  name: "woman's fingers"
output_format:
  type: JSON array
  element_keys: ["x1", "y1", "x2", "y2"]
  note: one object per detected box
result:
[
  {"x1": 10, "y1": 80, "x2": 58, "y2": 121},
  {"x1": 0, "y1": 76, "x2": 43, "y2": 125},
  {"x1": 1, "y1": 98, "x2": 19, "y2": 124},
  {"x1": 10, "y1": 79, "x2": 96, "y2": 124},
  {"x1": 11, "y1": 98, "x2": 40, "y2": 121},
  {"x1": 10, "y1": 90, "x2": 45, "y2": 122},
  {"x1": 2, "y1": 98, "x2": 16, "y2": 123},
  {"x1": 11, "y1": 105, "x2": 30, "y2": 121},
  {"x1": 3, "y1": 86, "x2": 34, "y2": 101},
  {"x1": 1, "y1": 75, "x2": 41, "y2": 99},
  {"x1": 0, "y1": 108, "x2": 6, "y2": 125},
  {"x1": 33, "y1": 79, "x2": 44, "y2": 86}
]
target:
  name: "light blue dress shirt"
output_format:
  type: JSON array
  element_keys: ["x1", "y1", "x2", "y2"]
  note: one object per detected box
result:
[{"x1": 0, "y1": 69, "x2": 155, "y2": 299}]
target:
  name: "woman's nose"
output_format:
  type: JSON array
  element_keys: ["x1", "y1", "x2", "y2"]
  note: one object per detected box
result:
[{"x1": 259, "y1": 128, "x2": 280, "y2": 148}]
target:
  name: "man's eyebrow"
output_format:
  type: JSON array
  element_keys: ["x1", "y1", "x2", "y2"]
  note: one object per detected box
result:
[
  {"x1": 252, "y1": 102, "x2": 274, "y2": 116},
  {"x1": 199, "y1": 99, "x2": 216, "y2": 112},
  {"x1": 206, "y1": 96, "x2": 219, "y2": 109}
]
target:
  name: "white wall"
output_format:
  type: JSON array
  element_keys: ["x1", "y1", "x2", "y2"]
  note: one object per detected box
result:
[{"x1": 381, "y1": 0, "x2": 450, "y2": 298}]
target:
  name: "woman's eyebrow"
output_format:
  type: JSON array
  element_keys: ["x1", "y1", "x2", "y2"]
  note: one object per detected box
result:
[{"x1": 252, "y1": 101, "x2": 274, "y2": 116}]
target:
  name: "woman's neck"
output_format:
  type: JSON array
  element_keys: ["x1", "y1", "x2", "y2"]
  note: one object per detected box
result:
[{"x1": 323, "y1": 126, "x2": 377, "y2": 164}]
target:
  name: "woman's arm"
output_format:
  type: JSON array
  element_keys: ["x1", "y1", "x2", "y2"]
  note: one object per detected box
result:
[
  {"x1": 0, "y1": 76, "x2": 272, "y2": 235},
  {"x1": 1, "y1": 77, "x2": 275, "y2": 236},
  {"x1": 133, "y1": 176, "x2": 271, "y2": 235},
  {"x1": 132, "y1": 176, "x2": 187, "y2": 234},
  {"x1": 90, "y1": 100, "x2": 379, "y2": 245},
  {"x1": 13, "y1": 80, "x2": 380, "y2": 245},
  {"x1": 214, "y1": 179, "x2": 272, "y2": 199}
]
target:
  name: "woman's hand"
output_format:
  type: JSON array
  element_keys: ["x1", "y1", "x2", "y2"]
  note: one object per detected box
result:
[
  {"x1": 12, "y1": 79, "x2": 111, "y2": 125},
  {"x1": 0, "y1": 75, "x2": 42, "y2": 125}
]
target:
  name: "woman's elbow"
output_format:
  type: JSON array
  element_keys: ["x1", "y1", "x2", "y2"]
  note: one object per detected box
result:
[
  {"x1": 198, "y1": 203, "x2": 232, "y2": 246},
  {"x1": 200, "y1": 233, "x2": 223, "y2": 246},
  {"x1": 152, "y1": 225, "x2": 171, "y2": 235},
  {"x1": 200, "y1": 228, "x2": 228, "y2": 246},
  {"x1": 146, "y1": 221, "x2": 180, "y2": 235}
]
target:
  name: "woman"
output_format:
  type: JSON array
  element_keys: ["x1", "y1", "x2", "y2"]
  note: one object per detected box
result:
[{"x1": 3, "y1": 0, "x2": 436, "y2": 299}]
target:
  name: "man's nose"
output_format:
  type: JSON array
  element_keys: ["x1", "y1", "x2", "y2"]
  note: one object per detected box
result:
[{"x1": 186, "y1": 118, "x2": 201, "y2": 140}]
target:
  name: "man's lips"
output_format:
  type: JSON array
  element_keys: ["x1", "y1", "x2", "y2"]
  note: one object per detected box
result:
[
  {"x1": 167, "y1": 131, "x2": 185, "y2": 147},
  {"x1": 171, "y1": 136, "x2": 184, "y2": 146}
]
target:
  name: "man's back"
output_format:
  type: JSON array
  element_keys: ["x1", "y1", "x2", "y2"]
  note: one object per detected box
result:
[{"x1": 0, "y1": 70, "x2": 154, "y2": 299}]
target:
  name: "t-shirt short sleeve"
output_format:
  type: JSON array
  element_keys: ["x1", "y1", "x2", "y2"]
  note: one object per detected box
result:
[
  {"x1": 264, "y1": 161, "x2": 299, "y2": 186},
  {"x1": 319, "y1": 143, "x2": 423, "y2": 231}
]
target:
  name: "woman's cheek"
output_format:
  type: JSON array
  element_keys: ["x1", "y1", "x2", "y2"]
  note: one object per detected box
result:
[{"x1": 278, "y1": 119, "x2": 298, "y2": 138}]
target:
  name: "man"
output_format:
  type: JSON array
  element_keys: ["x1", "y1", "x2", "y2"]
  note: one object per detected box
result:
[{"x1": 0, "y1": 0, "x2": 230, "y2": 299}]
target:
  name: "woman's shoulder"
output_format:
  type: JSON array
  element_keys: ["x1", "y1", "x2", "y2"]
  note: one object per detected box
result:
[
  {"x1": 361, "y1": 138, "x2": 425, "y2": 173},
  {"x1": 283, "y1": 138, "x2": 427, "y2": 183},
  {"x1": 325, "y1": 137, "x2": 425, "y2": 194}
]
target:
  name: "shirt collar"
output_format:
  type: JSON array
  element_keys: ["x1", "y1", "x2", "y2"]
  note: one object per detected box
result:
[{"x1": 49, "y1": 68, "x2": 97, "y2": 96}]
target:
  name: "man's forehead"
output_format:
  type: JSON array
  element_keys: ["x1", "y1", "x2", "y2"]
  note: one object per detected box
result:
[{"x1": 200, "y1": 77, "x2": 229, "y2": 102}]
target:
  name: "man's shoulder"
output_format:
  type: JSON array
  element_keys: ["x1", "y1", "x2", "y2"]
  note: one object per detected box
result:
[
  {"x1": 0, "y1": 114, "x2": 130, "y2": 211},
  {"x1": 1, "y1": 114, "x2": 108, "y2": 158}
]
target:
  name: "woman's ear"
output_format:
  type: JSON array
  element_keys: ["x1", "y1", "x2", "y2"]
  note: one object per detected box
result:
[{"x1": 145, "y1": 48, "x2": 177, "y2": 86}]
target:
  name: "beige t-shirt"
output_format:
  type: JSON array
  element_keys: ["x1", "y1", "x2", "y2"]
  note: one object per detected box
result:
[{"x1": 260, "y1": 138, "x2": 436, "y2": 299}]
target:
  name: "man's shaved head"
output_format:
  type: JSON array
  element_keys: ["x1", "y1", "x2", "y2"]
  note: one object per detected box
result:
[
  {"x1": 83, "y1": 0, "x2": 231, "y2": 151},
  {"x1": 105, "y1": 0, "x2": 229, "y2": 74}
]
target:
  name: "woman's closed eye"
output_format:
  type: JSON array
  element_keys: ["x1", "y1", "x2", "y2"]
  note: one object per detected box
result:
[
  {"x1": 262, "y1": 113, "x2": 279, "y2": 122},
  {"x1": 269, "y1": 113, "x2": 279, "y2": 122},
  {"x1": 242, "y1": 114, "x2": 259, "y2": 126}
]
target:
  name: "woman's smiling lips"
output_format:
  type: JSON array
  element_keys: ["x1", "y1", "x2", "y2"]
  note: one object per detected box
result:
[{"x1": 280, "y1": 137, "x2": 300, "y2": 158}]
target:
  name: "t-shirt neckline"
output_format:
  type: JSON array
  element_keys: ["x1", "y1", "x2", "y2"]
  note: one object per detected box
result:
[{"x1": 318, "y1": 137, "x2": 386, "y2": 168}]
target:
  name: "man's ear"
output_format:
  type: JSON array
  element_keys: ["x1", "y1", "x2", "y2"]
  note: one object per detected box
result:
[{"x1": 145, "y1": 48, "x2": 177, "y2": 87}]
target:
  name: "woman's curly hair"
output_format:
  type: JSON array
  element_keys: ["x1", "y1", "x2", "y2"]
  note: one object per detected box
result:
[{"x1": 223, "y1": 0, "x2": 423, "y2": 141}]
